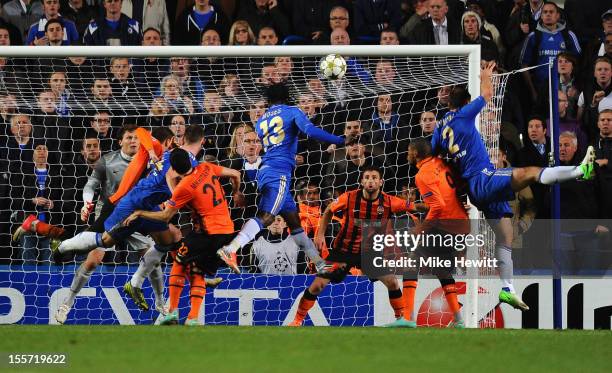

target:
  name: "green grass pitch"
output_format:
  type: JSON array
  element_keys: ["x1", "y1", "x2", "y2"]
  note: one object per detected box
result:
[{"x1": 1, "y1": 326, "x2": 611, "y2": 372}]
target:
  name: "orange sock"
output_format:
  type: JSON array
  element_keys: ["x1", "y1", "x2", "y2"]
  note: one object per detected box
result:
[
  {"x1": 443, "y1": 283, "x2": 461, "y2": 314},
  {"x1": 294, "y1": 289, "x2": 317, "y2": 323},
  {"x1": 188, "y1": 273, "x2": 206, "y2": 320},
  {"x1": 388, "y1": 289, "x2": 404, "y2": 319},
  {"x1": 402, "y1": 280, "x2": 418, "y2": 321},
  {"x1": 35, "y1": 221, "x2": 65, "y2": 239},
  {"x1": 168, "y1": 261, "x2": 186, "y2": 312}
]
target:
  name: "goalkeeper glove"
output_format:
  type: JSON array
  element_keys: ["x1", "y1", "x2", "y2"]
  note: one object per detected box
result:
[{"x1": 80, "y1": 201, "x2": 94, "y2": 222}]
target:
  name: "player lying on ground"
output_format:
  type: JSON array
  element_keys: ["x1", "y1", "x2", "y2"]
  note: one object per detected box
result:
[
  {"x1": 12, "y1": 126, "x2": 175, "y2": 323},
  {"x1": 55, "y1": 127, "x2": 206, "y2": 310},
  {"x1": 217, "y1": 83, "x2": 354, "y2": 276},
  {"x1": 386, "y1": 138, "x2": 471, "y2": 328},
  {"x1": 431, "y1": 62, "x2": 596, "y2": 310},
  {"x1": 289, "y1": 166, "x2": 423, "y2": 326},
  {"x1": 124, "y1": 161, "x2": 243, "y2": 324}
]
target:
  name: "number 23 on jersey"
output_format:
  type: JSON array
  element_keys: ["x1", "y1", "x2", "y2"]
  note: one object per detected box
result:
[{"x1": 259, "y1": 116, "x2": 285, "y2": 147}]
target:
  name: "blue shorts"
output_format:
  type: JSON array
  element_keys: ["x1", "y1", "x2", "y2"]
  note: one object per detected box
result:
[
  {"x1": 104, "y1": 195, "x2": 169, "y2": 242},
  {"x1": 468, "y1": 167, "x2": 514, "y2": 219},
  {"x1": 256, "y1": 166, "x2": 297, "y2": 215}
]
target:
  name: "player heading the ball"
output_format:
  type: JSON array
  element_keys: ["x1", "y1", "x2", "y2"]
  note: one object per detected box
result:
[{"x1": 217, "y1": 82, "x2": 355, "y2": 275}]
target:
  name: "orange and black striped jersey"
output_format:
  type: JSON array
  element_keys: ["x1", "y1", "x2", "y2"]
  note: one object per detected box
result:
[
  {"x1": 328, "y1": 189, "x2": 412, "y2": 254},
  {"x1": 109, "y1": 128, "x2": 163, "y2": 204}
]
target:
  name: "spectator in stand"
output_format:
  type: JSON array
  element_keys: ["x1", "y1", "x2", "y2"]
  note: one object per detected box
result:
[
  {"x1": 329, "y1": 6, "x2": 350, "y2": 34},
  {"x1": 120, "y1": 0, "x2": 170, "y2": 46},
  {"x1": 159, "y1": 75, "x2": 194, "y2": 115},
  {"x1": 519, "y1": 1, "x2": 581, "y2": 105},
  {"x1": 399, "y1": 0, "x2": 428, "y2": 42},
  {"x1": 409, "y1": 110, "x2": 436, "y2": 140},
  {"x1": 163, "y1": 57, "x2": 205, "y2": 105},
  {"x1": 228, "y1": 20, "x2": 256, "y2": 45},
  {"x1": 594, "y1": 109, "x2": 612, "y2": 219},
  {"x1": 460, "y1": 11, "x2": 499, "y2": 62},
  {"x1": 0, "y1": 95, "x2": 17, "y2": 134},
  {"x1": 87, "y1": 112, "x2": 115, "y2": 152},
  {"x1": 225, "y1": 122, "x2": 252, "y2": 161},
  {"x1": 236, "y1": 0, "x2": 291, "y2": 42},
  {"x1": 89, "y1": 77, "x2": 114, "y2": 111},
  {"x1": 14, "y1": 143, "x2": 61, "y2": 265},
  {"x1": 466, "y1": 0, "x2": 505, "y2": 61},
  {"x1": 48, "y1": 70, "x2": 72, "y2": 117},
  {"x1": 133, "y1": 28, "x2": 169, "y2": 99},
  {"x1": 517, "y1": 115, "x2": 550, "y2": 219},
  {"x1": 1, "y1": 0, "x2": 43, "y2": 42},
  {"x1": 380, "y1": 28, "x2": 400, "y2": 45},
  {"x1": 36, "y1": 18, "x2": 67, "y2": 47},
  {"x1": 31, "y1": 90, "x2": 69, "y2": 162},
  {"x1": 582, "y1": 13, "x2": 612, "y2": 83},
  {"x1": 296, "y1": 181, "x2": 325, "y2": 247},
  {"x1": 198, "y1": 29, "x2": 226, "y2": 89},
  {"x1": 249, "y1": 215, "x2": 301, "y2": 275},
  {"x1": 292, "y1": 0, "x2": 336, "y2": 44},
  {"x1": 564, "y1": 0, "x2": 610, "y2": 44},
  {"x1": 0, "y1": 26, "x2": 11, "y2": 46},
  {"x1": 429, "y1": 85, "x2": 451, "y2": 119},
  {"x1": 108, "y1": 57, "x2": 139, "y2": 100},
  {"x1": 373, "y1": 58, "x2": 397, "y2": 88},
  {"x1": 83, "y1": 0, "x2": 142, "y2": 46},
  {"x1": 200, "y1": 90, "x2": 231, "y2": 159},
  {"x1": 246, "y1": 98, "x2": 267, "y2": 128},
  {"x1": 173, "y1": 0, "x2": 230, "y2": 45},
  {"x1": 1, "y1": 115, "x2": 35, "y2": 171},
  {"x1": 578, "y1": 57, "x2": 612, "y2": 142},
  {"x1": 408, "y1": 0, "x2": 461, "y2": 45},
  {"x1": 27, "y1": 0, "x2": 79, "y2": 46},
  {"x1": 146, "y1": 97, "x2": 169, "y2": 126},
  {"x1": 557, "y1": 52, "x2": 581, "y2": 120},
  {"x1": 505, "y1": 0, "x2": 541, "y2": 69},
  {"x1": 218, "y1": 73, "x2": 242, "y2": 110},
  {"x1": 557, "y1": 90, "x2": 587, "y2": 154},
  {"x1": 0, "y1": 58, "x2": 23, "y2": 96},
  {"x1": 61, "y1": 0, "x2": 97, "y2": 40},
  {"x1": 329, "y1": 28, "x2": 373, "y2": 86},
  {"x1": 169, "y1": 114, "x2": 186, "y2": 146},
  {"x1": 0, "y1": 18, "x2": 24, "y2": 46},
  {"x1": 257, "y1": 26, "x2": 278, "y2": 45},
  {"x1": 354, "y1": 0, "x2": 402, "y2": 38}
]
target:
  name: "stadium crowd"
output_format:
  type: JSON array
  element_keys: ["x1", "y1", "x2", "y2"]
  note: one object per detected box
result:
[{"x1": 0, "y1": 0, "x2": 610, "y2": 272}]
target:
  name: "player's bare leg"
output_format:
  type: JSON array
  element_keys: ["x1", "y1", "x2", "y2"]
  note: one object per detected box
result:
[
  {"x1": 55, "y1": 249, "x2": 105, "y2": 324},
  {"x1": 289, "y1": 277, "x2": 331, "y2": 326},
  {"x1": 488, "y1": 218, "x2": 529, "y2": 311},
  {"x1": 510, "y1": 145, "x2": 596, "y2": 191}
]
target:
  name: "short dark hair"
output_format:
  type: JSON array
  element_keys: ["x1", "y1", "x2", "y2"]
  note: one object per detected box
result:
[
  {"x1": 151, "y1": 126, "x2": 174, "y2": 143},
  {"x1": 542, "y1": 1, "x2": 560, "y2": 12},
  {"x1": 448, "y1": 85, "x2": 471, "y2": 110},
  {"x1": 169, "y1": 148, "x2": 192, "y2": 175},
  {"x1": 266, "y1": 83, "x2": 290, "y2": 104},
  {"x1": 44, "y1": 18, "x2": 64, "y2": 33},
  {"x1": 527, "y1": 114, "x2": 546, "y2": 129},
  {"x1": 360, "y1": 165, "x2": 383, "y2": 180},
  {"x1": 184, "y1": 124, "x2": 205, "y2": 144},
  {"x1": 143, "y1": 27, "x2": 161, "y2": 36},
  {"x1": 117, "y1": 123, "x2": 138, "y2": 140},
  {"x1": 409, "y1": 137, "x2": 432, "y2": 159}
]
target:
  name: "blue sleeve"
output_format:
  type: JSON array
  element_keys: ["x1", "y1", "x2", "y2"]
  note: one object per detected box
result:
[
  {"x1": 294, "y1": 109, "x2": 344, "y2": 145},
  {"x1": 25, "y1": 25, "x2": 36, "y2": 45},
  {"x1": 519, "y1": 32, "x2": 535, "y2": 66},
  {"x1": 347, "y1": 58, "x2": 373, "y2": 84},
  {"x1": 459, "y1": 96, "x2": 486, "y2": 119},
  {"x1": 431, "y1": 125, "x2": 441, "y2": 156},
  {"x1": 568, "y1": 31, "x2": 581, "y2": 55}
]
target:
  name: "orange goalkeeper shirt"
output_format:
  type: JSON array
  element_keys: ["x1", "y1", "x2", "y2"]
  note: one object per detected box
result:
[
  {"x1": 167, "y1": 162, "x2": 234, "y2": 235},
  {"x1": 109, "y1": 128, "x2": 163, "y2": 204}
]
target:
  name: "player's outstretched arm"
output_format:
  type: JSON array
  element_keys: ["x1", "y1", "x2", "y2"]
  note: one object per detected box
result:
[
  {"x1": 295, "y1": 110, "x2": 345, "y2": 146},
  {"x1": 123, "y1": 205, "x2": 179, "y2": 226},
  {"x1": 480, "y1": 61, "x2": 496, "y2": 103}
]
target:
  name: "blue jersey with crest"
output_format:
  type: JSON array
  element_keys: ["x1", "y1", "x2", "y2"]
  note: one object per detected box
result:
[
  {"x1": 431, "y1": 96, "x2": 493, "y2": 179},
  {"x1": 127, "y1": 150, "x2": 198, "y2": 210},
  {"x1": 255, "y1": 104, "x2": 344, "y2": 171}
]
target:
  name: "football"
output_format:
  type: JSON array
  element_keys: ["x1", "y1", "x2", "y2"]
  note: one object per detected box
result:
[{"x1": 319, "y1": 53, "x2": 347, "y2": 80}]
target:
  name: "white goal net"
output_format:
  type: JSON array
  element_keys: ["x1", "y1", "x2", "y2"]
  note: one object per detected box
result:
[{"x1": 0, "y1": 45, "x2": 507, "y2": 327}]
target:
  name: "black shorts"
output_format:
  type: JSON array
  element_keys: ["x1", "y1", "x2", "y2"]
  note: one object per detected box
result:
[
  {"x1": 88, "y1": 199, "x2": 114, "y2": 233},
  {"x1": 181, "y1": 231, "x2": 235, "y2": 276},
  {"x1": 317, "y1": 250, "x2": 364, "y2": 284}
]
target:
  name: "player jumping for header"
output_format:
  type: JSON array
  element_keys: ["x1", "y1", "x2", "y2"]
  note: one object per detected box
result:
[
  {"x1": 431, "y1": 62, "x2": 596, "y2": 310},
  {"x1": 217, "y1": 83, "x2": 352, "y2": 275}
]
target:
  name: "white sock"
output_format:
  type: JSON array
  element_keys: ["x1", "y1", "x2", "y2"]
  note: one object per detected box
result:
[
  {"x1": 538, "y1": 166, "x2": 582, "y2": 184},
  {"x1": 291, "y1": 230, "x2": 324, "y2": 264},
  {"x1": 58, "y1": 232, "x2": 101, "y2": 254},
  {"x1": 131, "y1": 247, "x2": 165, "y2": 288},
  {"x1": 496, "y1": 245, "x2": 514, "y2": 292},
  {"x1": 227, "y1": 218, "x2": 262, "y2": 253},
  {"x1": 65, "y1": 264, "x2": 93, "y2": 307},
  {"x1": 148, "y1": 264, "x2": 165, "y2": 305}
]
